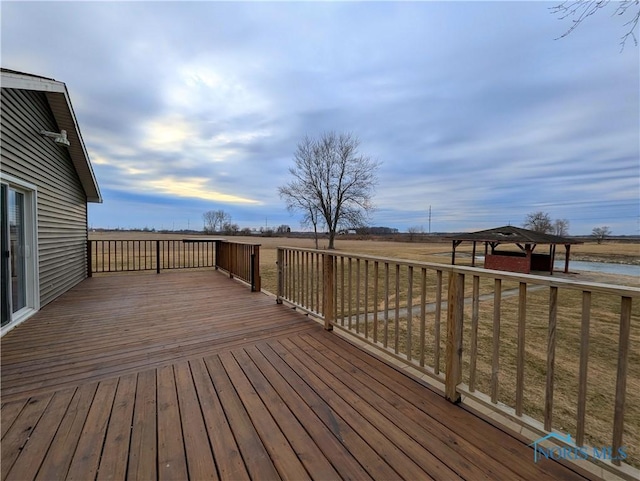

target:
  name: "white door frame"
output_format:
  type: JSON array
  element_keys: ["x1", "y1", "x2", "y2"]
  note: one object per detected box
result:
[{"x1": 1, "y1": 173, "x2": 39, "y2": 336}]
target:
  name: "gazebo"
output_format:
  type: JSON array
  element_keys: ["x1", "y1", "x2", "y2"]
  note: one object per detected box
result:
[{"x1": 448, "y1": 226, "x2": 583, "y2": 275}]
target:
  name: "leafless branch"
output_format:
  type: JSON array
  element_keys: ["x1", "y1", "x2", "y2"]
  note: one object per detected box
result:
[{"x1": 551, "y1": 0, "x2": 639, "y2": 50}]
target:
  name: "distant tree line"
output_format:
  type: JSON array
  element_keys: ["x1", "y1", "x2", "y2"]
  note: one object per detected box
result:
[
  {"x1": 202, "y1": 212, "x2": 295, "y2": 237},
  {"x1": 354, "y1": 226, "x2": 399, "y2": 235}
]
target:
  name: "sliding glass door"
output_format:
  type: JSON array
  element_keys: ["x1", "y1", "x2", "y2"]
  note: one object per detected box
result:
[
  {"x1": 1, "y1": 180, "x2": 37, "y2": 330},
  {"x1": 1, "y1": 184, "x2": 10, "y2": 327}
]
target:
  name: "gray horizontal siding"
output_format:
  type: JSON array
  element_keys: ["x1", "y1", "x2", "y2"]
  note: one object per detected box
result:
[{"x1": 1, "y1": 88, "x2": 88, "y2": 306}]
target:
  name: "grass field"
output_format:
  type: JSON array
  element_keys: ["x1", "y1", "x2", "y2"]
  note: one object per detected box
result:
[{"x1": 89, "y1": 231, "x2": 639, "y2": 468}]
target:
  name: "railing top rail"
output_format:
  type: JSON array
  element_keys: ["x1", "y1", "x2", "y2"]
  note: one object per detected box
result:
[
  {"x1": 182, "y1": 237, "x2": 225, "y2": 243},
  {"x1": 277, "y1": 246, "x2": 640, "y2": 297},
  {"x1": 90, "y1": 238, "x2": 261, "y2": 247},
  {"x1": 91, "y1": 239, "x2": 168, "y2": 242},
  {"x1": 216, "y1": 240, "x2": 262, "y2": 247}
]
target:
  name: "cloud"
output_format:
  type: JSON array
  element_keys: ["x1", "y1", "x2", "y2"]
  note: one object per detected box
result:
[
  {"x1": 2, "y1": 1, "x2": 637, "y2": 234},
  {"x1": 142, "y1": 177, "x2": 262, "y2": 205}
]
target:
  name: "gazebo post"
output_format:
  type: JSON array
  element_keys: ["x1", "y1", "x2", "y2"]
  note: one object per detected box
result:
[
  {"x1": 451, "y1": 240, "x2": 463, "y2": 265},
  {"x1": 549, "y1": 244, "x2": 556, "y2": 275},
  {"x1": 564, "y1": 244, "x2": 571, "y2": 273},
  {"x1": 525, "y1": 244, "x2": 532, "y2": 273},
  {"x1": 471, "y1": 241, "x2": 477, "y2": 267}
]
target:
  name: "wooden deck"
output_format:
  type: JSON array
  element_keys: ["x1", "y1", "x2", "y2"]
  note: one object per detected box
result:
[{"x1": 1, "y1": 270, "x2": 598, "y2": 480}]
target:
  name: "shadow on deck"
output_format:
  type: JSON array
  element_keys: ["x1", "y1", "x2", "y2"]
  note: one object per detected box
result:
[{"x1": 1, "y1": 270, "x2": 597, "y2": 480}]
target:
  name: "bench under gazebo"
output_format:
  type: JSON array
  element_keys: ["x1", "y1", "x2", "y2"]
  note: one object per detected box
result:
[{"x1": 448, "y1": 225, "x2": 583, "y2": 274}]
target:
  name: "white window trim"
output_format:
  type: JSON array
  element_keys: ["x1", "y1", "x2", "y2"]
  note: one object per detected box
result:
[{"x1": 1, "y1": 173, "x2": 40, "y2": 336}]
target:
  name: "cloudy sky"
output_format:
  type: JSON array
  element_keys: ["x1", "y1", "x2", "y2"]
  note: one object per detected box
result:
[{"x1": 2, "y1": 1, "x2": 638, "y2": 235}]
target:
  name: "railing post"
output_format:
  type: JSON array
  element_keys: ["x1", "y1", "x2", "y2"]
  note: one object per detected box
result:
[
  {"x1": 87, "y1": 239, "x2": 92, "y2": 277},
  {"x1": 276, "y1": 248, "x2": 284, "y2": 304},
  {"x1": 156, "y1": 240, "x2": 161, "y2": 274},
  {"x1": 323, "y1": 253, "x2": 334, "y2": 331},
  {"x1": 612, "y1": 296, "x2": 632, "y2": 466},
  {"x1": 214, "y1": 241, "x2": 220, "y2": 270},
  {"x1": 445, "y1": 271, "x2": 465, "y2": 402},
  {"x1": 251, "y1": 246, "x2": 261, "y2": 292}
]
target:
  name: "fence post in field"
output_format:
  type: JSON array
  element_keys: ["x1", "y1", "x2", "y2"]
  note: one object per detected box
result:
[
  {"x1": 156, "y1": 240, "x2": 161, "y2": 274},
  {"x1": 445, "y1": 271, "x2": 465, "y2": 402},
  {"x1": 87, "y1": 239, "x2": 93, "y2": 277},
  {"x1": 251, "y1": 245, "x2": 261, "y2": 292},
  {"x1": 323, "y1": 252, "x2": 334, "y2": 331},
  {"x1": 276, "y1": 248, "x2": 284, "y2": 303}
]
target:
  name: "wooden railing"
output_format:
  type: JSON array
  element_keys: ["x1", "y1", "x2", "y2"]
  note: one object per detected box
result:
[
  {"x1": 88, "y1": 239, "x2": 261, "y2": 291},
  {"x1": 276, "y1": 246, "x2": 640, "y2": 476},
  {"x1": 88, "y1": 239, "x2": 216, "y2": 274},
  {"x1": 215, "y1": 241, "x2": 261, "y2": 292}
]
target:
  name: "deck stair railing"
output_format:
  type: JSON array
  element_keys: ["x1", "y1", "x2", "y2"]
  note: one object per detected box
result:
[
  {"x1": 276, "y1": 246, "x2": 640, "y2": 478},
  {"x1": 88, "y1": 239, "x2": 261, "y2": 291}
]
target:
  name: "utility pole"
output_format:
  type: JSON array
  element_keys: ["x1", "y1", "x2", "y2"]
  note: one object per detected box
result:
[{"x1": 428, "y1": 205, "x2": 432, "y2": 234}]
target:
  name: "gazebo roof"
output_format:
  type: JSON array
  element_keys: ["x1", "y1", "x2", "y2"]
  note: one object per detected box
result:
[{"x1": 448, "y1": 225, "x2": 583, "y2": 245}]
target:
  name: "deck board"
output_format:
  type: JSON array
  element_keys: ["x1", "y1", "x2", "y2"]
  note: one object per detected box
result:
[
  {"x1": 127, "y1": 370, "x2": 157, "y2": 481},
  {"x1": 273, "y1": 337, "x2": 441, "y2": 480},
  {"x1": 293, "y1": 334, "x2": 501, "y2": 480},
  {"x1": 231, "y1": 349, "x2": 341, "y2": 480},
  {"x1": 1, "y1": 271, "x2": 318, "y2": 401},
  {"x1": 34, "y1": 383, "x2": 97, "y2": 481},
  {"x1": 96, "y1": 373, "x2": 136, "y2": 481},
  {"x1": 1, "y1": 271, "x2": 599, "y2": 480},
  {"x1": 173, "y1": 361, "x2": 219, "y2": 481}
]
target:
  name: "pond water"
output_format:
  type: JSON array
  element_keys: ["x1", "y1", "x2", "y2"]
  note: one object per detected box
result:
[{"x1": 554, "y1": 260, "x2": 639, "y2": 277}]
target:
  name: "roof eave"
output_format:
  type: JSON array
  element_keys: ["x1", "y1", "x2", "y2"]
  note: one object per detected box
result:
[
  {"x1": 1, "y1": 70, "x2": 102, "y2": 203},
  {"x1": 448, "y1": 225, "x2": 583, "y2": 245}
]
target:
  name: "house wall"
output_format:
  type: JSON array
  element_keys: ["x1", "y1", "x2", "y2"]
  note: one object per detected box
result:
[{"x1": 1, "y1": 88, "x2": 88, "y2": 306}]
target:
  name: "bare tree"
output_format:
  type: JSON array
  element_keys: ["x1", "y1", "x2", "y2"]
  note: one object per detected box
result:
[
  {"x1": 203, "y1": 209, "x2": 231, "y2": 233},
  {"x1": 553, "y1": 218, "x2": 570, "y2": 236},
  {"x1": 303, "y1": 204, "x2": 324, "y2": 249},
  {"x1": 523, "y1": 211, "x2": 554, "y2": 233},
  {"x1": 407, "y1": 226, "x2": 424, "y2": 242},
  {"x1": 279, "y1": 132, "x2": 380, "y2": 249},
  {"x1": 551, "y1": 0, "x2": 639, "y2": 50},
  {"x1": 592, "y1": 225, "x2": 612, "y2": 244}
]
